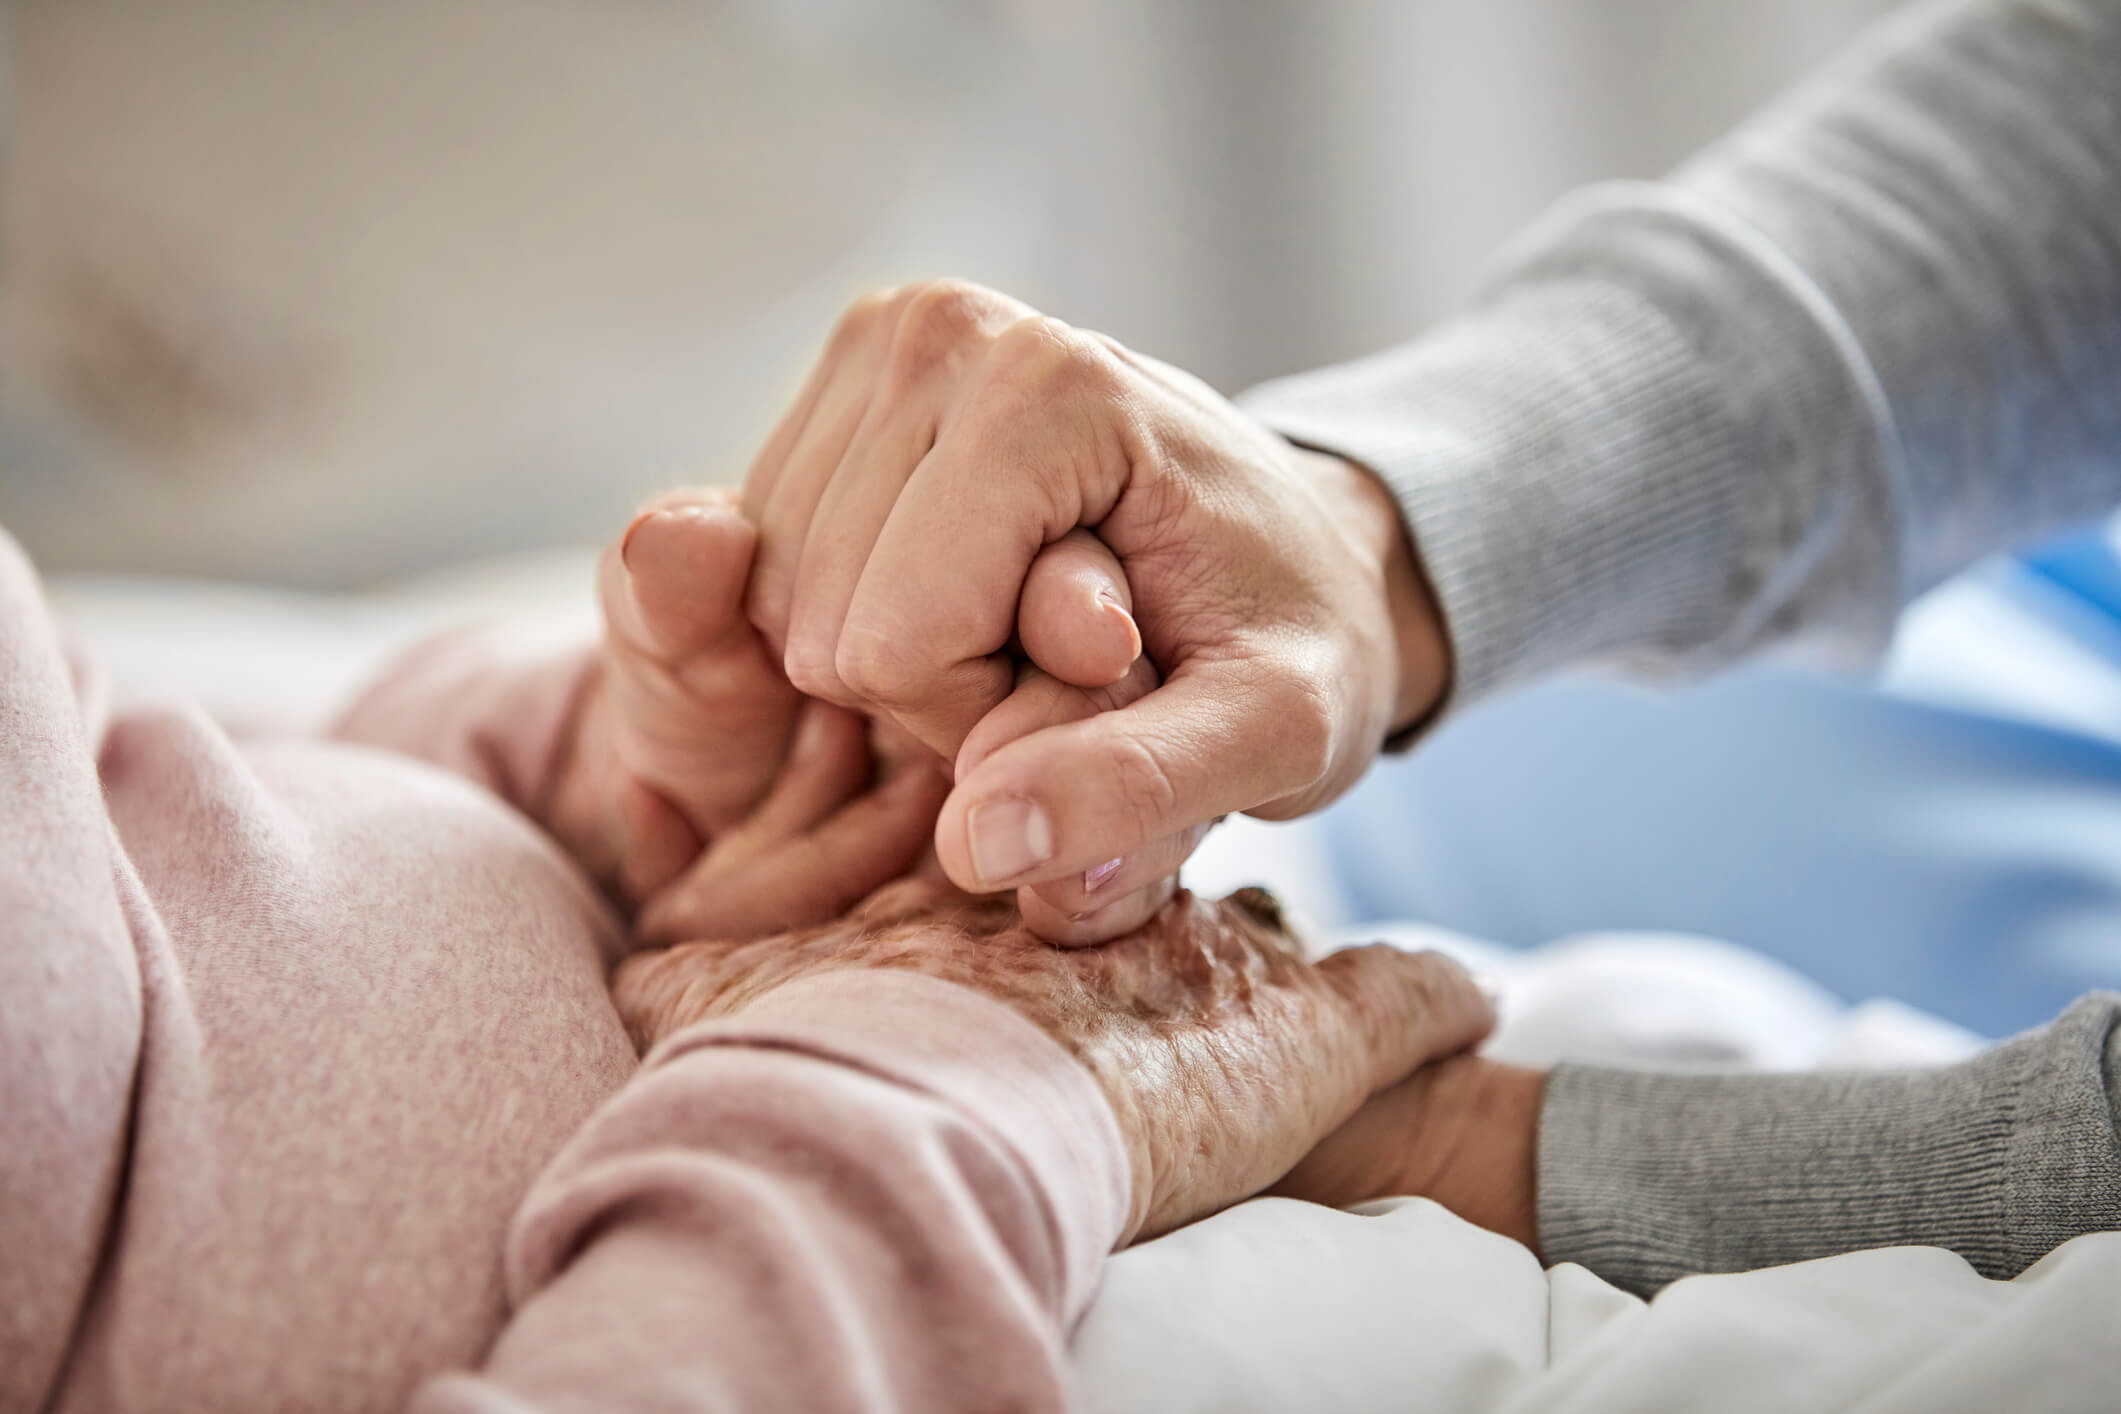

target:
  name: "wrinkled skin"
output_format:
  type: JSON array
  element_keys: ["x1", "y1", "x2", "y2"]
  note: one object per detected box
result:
[{"x1": 615, "y1": 881, "x2": 1494, "y2": 1243}]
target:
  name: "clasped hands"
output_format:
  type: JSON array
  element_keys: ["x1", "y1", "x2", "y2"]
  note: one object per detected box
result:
[{"x1": 539, "y1": 280, "x2": 1541, "y2": 1248}]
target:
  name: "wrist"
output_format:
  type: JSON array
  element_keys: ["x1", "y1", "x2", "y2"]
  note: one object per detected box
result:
[
  {"x1": 1295, "y1": 448, "x2": 1452, "y2": 740},
  {"x1": 1417, "y1": 1057, "x2": 1545, "y2": 1255}
]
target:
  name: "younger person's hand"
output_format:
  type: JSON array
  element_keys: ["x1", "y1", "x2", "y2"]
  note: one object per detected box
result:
[
  {"x1": 1271, "y1": 1052, "x2": 1546, "y2": 1253},
  {"x1": 739, "y1": 281, "x2": 1450, "y2": 945}
]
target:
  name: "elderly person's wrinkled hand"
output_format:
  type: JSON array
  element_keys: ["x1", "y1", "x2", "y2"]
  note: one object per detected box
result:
[{"x1": 614, "y1": 882, "x2": 1494, "y2": 1241}]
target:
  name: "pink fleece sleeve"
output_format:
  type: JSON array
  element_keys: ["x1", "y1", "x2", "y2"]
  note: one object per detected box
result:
[
  {"x1": 0, "y1": 534, "x2": 139, "y2": 1412},
  {"x1": 331, "y1": 623, "x2": 594, "y2": 823},
  {"x1": 410, "y1": 970, "x2": 1131, "y2": 1414}
]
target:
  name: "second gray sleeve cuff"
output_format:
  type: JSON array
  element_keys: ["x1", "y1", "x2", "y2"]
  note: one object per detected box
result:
[{"x1": 1536, "y1": 994, "x2": 2121, "y2": 1296}]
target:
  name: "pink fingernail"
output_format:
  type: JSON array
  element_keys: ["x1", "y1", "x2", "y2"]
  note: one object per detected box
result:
[
  {"x1": 967, "y1": 796, "x2": 1054, "y2": 887},
  {"x1": 619, "y1": 509, "x2": 666, "y2": 572},
  {"x1": 1098, "y1": 590, "x2": 1143, "y2": 662},
  {"x1": 1084, "y1": 856, "x2": 1125, "y2": 893}
]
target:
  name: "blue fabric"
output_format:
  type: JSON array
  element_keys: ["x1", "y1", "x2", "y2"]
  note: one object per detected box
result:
[
  {"x1": 2023, "y1": 527, "x2": 2121, "y2": 626},
  {"x1": 1319, "y1": 552, "x2": 2121, "y2": 1037}
]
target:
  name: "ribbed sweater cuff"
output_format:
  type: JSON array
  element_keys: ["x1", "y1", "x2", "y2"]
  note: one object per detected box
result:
[
  {"x1": 1246, "y1": 279, "x2": 1740, "y2": 706},
  {"x1": 1240, "y1": 184, "x2": 1902, "y2": 712},
  {"x1": 1536, "y1": 994, "x2": 2121, "y2": 1296}
]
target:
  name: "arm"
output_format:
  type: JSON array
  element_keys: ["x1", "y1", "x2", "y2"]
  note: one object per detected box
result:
[
  {"x1": 330, "y1": 493, "x2": 804, "y2": 904},
  {"x1": 330, "y1": 621, "x2": 595, "y2": 836},
  {"x1": 331, "y1": 492, "x2": 955, "y2": 939},
  {"x1": 410, "y1": 973, "x2": 1129, "y2": 1414},
  {"x1": 0, "y1": 530, "x2": 139, "y2": 1412},
  {"x1": 714, "y1": 1, "x2": 2118, "y2": 947},
  {"x1": 1281, "y1": 993, "x2": 2121, "y2": 1295},
  {"x1": 413, "y1": 880, "x2": 1494, "y2": 1411},
  {"x1": 1538, "y1": 992, "x2": 2121, "y2": 1295},
  {"x1": 1244, "y1": 0, "x2": 2121, "y2": 708},
  {"x1": 328, "y1": 492, "x2": 1118, "y2": 937}
]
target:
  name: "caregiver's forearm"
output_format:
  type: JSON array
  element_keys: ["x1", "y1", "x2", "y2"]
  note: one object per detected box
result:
[
  {"x1": 1539, "y1": 993, "x2": 2121, "y2": 1296},
  {"x1": 1244, "y1": 0, "x2": 2121, "y2": 711}
]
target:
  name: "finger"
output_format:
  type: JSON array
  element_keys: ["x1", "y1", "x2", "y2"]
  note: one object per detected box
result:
[
  {"x1": 712, "y1": 699, "x2": 872, "y2": 857},
  {"x1": 830, "y1": 316, "x2": 1136, "y2": 760},
  {"x1": 955, "y1": 651, "x2": 1158, "y2": 785},
  {"x1": 936, "y1": 660, "x2": 1322, "y2": 892},
  {"x1": 740, "y1": 289, "x2": 896, "y2": 523},
  {"x1": 602, "y1": 490, "x2": 754, "y2": 662},
  {"x1": 783, "y1": 283, "x2": 1030, "y2": 703},
  {"x1": 598, "y1": 491, "x2": 801, "y2": 840},
  {"x1": 951, "y1": 652, "x2": 1186, "y2": 943},
  {"x1": 1017, "y1": 529, "x2": 1142, "y2": 690},
  {"x1": 1313, "y1": 946, "x2": 1497, "y2": 1099},
  {"x1": 747, "y1": 297, "x2": 901, "y2": 653},
  {"x1": 780, "y1": 396, "x2": 942, "y2": 702},
  {"x1": 1020, "y1": 815, "x2": 1213, "y2": 927},
  {"x1": 1015, "y1": 870, "x2": 1179, "y2": 947},
  {"x1": 638, "y1": 759, "x2": 950, "y2": 944},
  {"x1": 615, "y1": 775, "x2": 704, "y2": 902}
]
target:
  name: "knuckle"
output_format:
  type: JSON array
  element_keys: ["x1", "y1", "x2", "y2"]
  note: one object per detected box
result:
[
  {"x1": 1266, "y1": 675, "x2": 1338, "y2": 788},
  {"x1": 1106, "y1": 730, "x2": 1182, "y2": 847},
  {"x1": 891, "y1": 280, "x2": 995, "y2": 374},
  {"x1": 829, "y1": 287, "x2": 897, "y2": 350},
  {"x1": 1392, "y1": 949, "x2": 1458, "y2": 1015},
  {"x1": 833, "y1": 622, "x2": 917, "y2": 708},
  {"x1": 1408, "y1": 948, "x2": 1476, "y2": 1007},
  {"x1": 1324, "y1": 948, "x2": 1401, "y2": 1039},
  {"x1": 990, "y1": 313, "x2": 1104, "y2": 391},
  {"x1": 783, "y1": 635, "x2": 844, "y2": 700}
]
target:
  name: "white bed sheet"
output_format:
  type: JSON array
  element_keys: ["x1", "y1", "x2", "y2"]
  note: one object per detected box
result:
[
  {"x1": 1076, "y1": 926, "x2": 2120, "y2": 1414},
  {"x1": 51, "y1": 558, "x2": 2121, "y2": 1413}
]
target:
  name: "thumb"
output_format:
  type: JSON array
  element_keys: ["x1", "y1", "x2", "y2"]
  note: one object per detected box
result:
[
  {"x1": 936, "y1": 660, "x2": 1328, "y2": 893},
  {"x1": 1017, "y1": 529, "x2": 1141, "y2": 689},
  {"x1": 605, "y1": 489, "x2": 756, "y2": 659}
]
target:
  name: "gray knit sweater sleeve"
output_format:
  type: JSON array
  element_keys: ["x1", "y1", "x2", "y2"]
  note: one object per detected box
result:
[
  {"x1": 1240, "y1": 0, "x2": 2121, "y2": 1292},
  {"x1": 1241, "y1": 0, "x2": 2121, "y2": 702},
  {"x1": 1538, "y1": 996, "x2": 2121, "y2": 1295}
]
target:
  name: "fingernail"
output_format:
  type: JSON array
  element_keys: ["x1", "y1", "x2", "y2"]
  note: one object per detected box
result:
[
  {"x1": 1098, "y1": 590, "x2": 1143, "y2": 662},
  {"x1": 968, "y1": 796, "x2": 1053, "y2": 886},
  {"x1": 619, "y1": 509, "x2": 667, "y2": 573},
  {"x1": 1084, "y1": 856, "x2": 1125, "y2": 893}
]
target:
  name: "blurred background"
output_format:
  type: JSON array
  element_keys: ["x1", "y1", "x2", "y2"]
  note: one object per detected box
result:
[
  {"x1": 0, "y1": 0, "x2": 1902, "y2": 587},
  {"x1": 34, "y1": 0, "x2": 2119, "y2": 1040}
]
